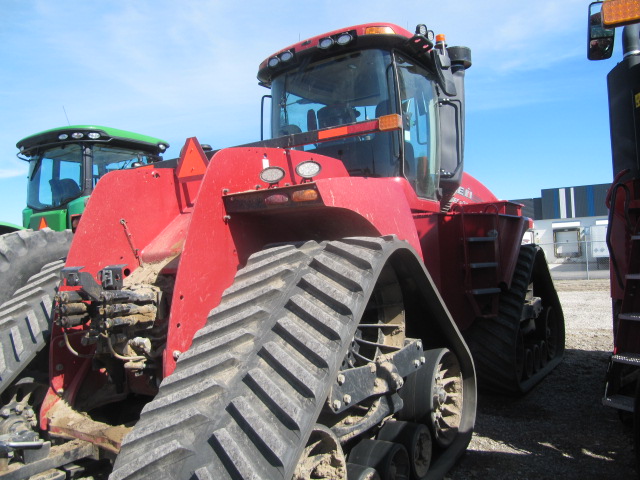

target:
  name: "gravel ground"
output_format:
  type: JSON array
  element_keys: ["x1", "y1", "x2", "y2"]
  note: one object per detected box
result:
[{"x1": 448, "y1": 279, "x2": 637, "y2": 479}]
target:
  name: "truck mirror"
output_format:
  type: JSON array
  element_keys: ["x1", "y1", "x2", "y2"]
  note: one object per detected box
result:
[{"x1": 588, "y1": 1, "x2": 615, "y2": 60}]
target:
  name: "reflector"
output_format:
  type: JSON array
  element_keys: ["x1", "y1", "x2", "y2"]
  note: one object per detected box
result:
[
  {"x1": 364, "y1": 26, "x2": 396, "y2": 35},
  {"x1": 292, "y1": 189, "x2": 319, "y2": 202},
  {"x1": 264, "y1": 194, "x2": 289, "y2": 205},
  {"x1": 378, "y1": 114, "x2": 403, "y2": 131},
  {"x1": 603, "y1": 0, "x2": 640, "y2": 27}
]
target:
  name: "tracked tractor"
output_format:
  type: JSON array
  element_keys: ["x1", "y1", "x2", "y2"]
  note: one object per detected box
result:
[
  {"x1": 588, "y1": 0, "x2": 640, "y2": 470},
  {"x1": 0, "y1": 22, "x2": 562, "y2": 480},
  {"x1": 0, "y1": 126, "x2": 169, "y2": 432}
]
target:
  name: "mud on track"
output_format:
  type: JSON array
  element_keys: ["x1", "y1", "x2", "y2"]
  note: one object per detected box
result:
[{"x1": 448, "y1": 279, "x2": 636, "y2": 479}]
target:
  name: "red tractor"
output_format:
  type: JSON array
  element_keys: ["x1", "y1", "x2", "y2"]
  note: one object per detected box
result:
[{"x1": 0, "y1": 22, "x2": 563, "y2": 479}]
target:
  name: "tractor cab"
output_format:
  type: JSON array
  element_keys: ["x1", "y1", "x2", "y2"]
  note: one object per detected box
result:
[
  {"x1": 258, "y1": 23, "x2": 471, "y2": 208},
  {"x1": 17, "y1": 125, "x2": 169, "y2": 230}
]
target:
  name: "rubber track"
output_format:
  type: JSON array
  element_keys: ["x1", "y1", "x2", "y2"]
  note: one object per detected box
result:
[
  {"x1": 0, "y1": 229, "x2": 72, "y2": 307},
  {"x1": 0, "y1": 259, "x2": 65, "y2": 396},
  {"x1": 463, "y1": 244, "x2": 562, "y2": 395},
  {"x1": 110, "y1": 237, "x2": 403, "y2": 480}
]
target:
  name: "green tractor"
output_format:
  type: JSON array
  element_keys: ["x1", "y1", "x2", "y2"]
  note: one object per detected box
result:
[
  {"x1": 13, "y1": 125, "x2": 169, "y2": 233},
  {"x1": 0, "y1": 126, "x2": 169, "y2": 385}
]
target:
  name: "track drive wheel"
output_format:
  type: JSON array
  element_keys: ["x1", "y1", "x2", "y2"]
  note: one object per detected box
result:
[
  {"x1": 110, "y1": 236, "x2": 476, "y2": 480},
  {"x1": 463, "y1": 244, "x2": 565, "y2": 395}
]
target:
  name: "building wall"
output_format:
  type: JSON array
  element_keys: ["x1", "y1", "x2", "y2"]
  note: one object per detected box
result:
[
  {"x1": 530, "y1": 216, "x2": 609, "y2": 264},
  {"x1": 540, "y1": 184, "x2": 609, "y2": 220},
  {"x1": 510, "y1": 183, "x2": 611, "y2": 265}
]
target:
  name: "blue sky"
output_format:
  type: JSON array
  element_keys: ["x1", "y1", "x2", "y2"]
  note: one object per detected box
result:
[{"x1": 0, "y1": 0, "x2": 617, "y2": 225}]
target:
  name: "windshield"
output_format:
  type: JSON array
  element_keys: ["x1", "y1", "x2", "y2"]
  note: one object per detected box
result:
[
  {"x1": 27, "y1": 144, "x2": 83, "y2": 210},
  {"x1": 269, "y1": 48, "x2": 441, "y2": 199},
  {"x1": 91, "y1": 145, "x2": 157, "y2": 187},
  {"x1": 270, "y1": 49, "x2": 400, "y2": 178},
  {"x1": 26, "y1": 143, "x2": 159, "y2": 210}
]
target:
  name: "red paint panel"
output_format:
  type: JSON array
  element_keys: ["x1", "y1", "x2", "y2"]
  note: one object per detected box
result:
[
  {"x1": 315, "y1": 177, "x2": 422, "y2": 256},
  {"x1": 164, "y1": 146, "x2": 350, "y2": 374},
  {"x1": 163, "y1": 147, "x2": 418, "y2": 375},
  {"x1": 66, "y1": 167, "x2": 182, "y2": 278}
]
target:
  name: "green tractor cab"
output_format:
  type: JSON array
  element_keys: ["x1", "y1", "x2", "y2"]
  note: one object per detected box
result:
[{"x1": 17, "y1": 125, "x2": 169, "y2": 231}]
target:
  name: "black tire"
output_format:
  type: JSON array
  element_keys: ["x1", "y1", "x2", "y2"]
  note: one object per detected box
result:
[
  {"x1": 463, "y1": 244, "x2": 565, "y2": 395},
  {"x1": 0, "y1": 259, "x2": 66, "y2": 396},
  {"x1": 110, "y1": 236, "x2": 476, "y2": 480},
  {"x1": 0, "y1": 229, "x2": 72, "y2": 306}
]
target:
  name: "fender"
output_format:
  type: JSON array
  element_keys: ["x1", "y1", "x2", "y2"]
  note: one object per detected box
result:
[{"x1": 165, "y1": 145, "x2": 421, "y2": 374}]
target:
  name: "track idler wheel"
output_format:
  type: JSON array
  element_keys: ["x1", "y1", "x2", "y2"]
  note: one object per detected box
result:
[
  {"x1": 398, "y1": 348, "x2": 463, "y2": 449},
  {"x1": 348, "y1": 439, "x2": 410, "y2": 480},
  {"x1": 377, "y1": 421, "x2": 432, "y2": 479}
]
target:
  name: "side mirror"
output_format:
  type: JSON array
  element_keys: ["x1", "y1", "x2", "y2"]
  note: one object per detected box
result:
[{"x1": 588, "y1": 1, "x2": 615, "y2": 60}]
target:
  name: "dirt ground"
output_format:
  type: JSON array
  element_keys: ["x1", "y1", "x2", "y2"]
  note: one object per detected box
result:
[{"x1": 448, "y1": 279, "x2": 637, "y2": 479}]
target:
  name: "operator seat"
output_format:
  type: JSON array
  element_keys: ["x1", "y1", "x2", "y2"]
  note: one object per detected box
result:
[
  {"x1": 317, "y1": 104, "x2": 357, "y2": 128},
  {"x1": 50, "y1": 178, "x2": 81, "y2": 206}
]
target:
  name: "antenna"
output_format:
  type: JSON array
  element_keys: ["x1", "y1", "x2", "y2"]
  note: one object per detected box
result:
[{"x1": 62, "y1": 106, "x2": 71, "y2": 126}]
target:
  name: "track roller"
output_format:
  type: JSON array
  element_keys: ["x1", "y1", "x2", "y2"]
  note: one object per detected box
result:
[
  {"x1": 348, "y1": 439, "x2": 410, "y2": 480},
  {"x1": 377, "y1": 421, "x2": 432, "y2": 479}
]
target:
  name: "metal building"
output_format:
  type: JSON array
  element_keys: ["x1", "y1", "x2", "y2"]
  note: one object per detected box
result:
[{"x1": 511, "y1": 183, "x2": 611, "y2": 278}]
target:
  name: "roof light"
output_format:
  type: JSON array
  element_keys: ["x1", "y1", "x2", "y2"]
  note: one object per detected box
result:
[
  {"x1": 415, "y1": 24, "x2": 428, "y2": 36},
  {"x1": 58, "y1": 134, "x2": 69, "y2": 140},
  {"x1": 436, "y1": 34, "x2": 446, "y2": 44},
  {"x1": 71, "y1": 132, "x2": 84, "y2": 139},
  {"x1": 268, "y1": 57, "x2": 280, "y2": 68},
  {"x1": 603, "y1": 0, "x2": 640, "y2": 27},
  {"x1": 87, "y1": 132, "x2": 100, "y2": 139},
  {"x1": 292, "y1": 189, "x2": 319, "y2": 202},
  {"x1": 280, "y1": 50, "x2": 294, "y2": 62},
  {"x1": 336, "y1": 33, "x2": 353, "y2": 45},
  {"x1": 159, "y1": 144, "x2": 167, "y2": 151},
  {"x1": 260, "y1": 166, "x2": 286, "y2": 184},
  {"x1": 318, "y1": 37, "x2": 334, "y2": 49},
  {"x1": 364, "y1": 26, "x2": 396, "y2": 35},
  {"x1": 295, "y1": 160, "x2": 321, "y2": 179}
]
